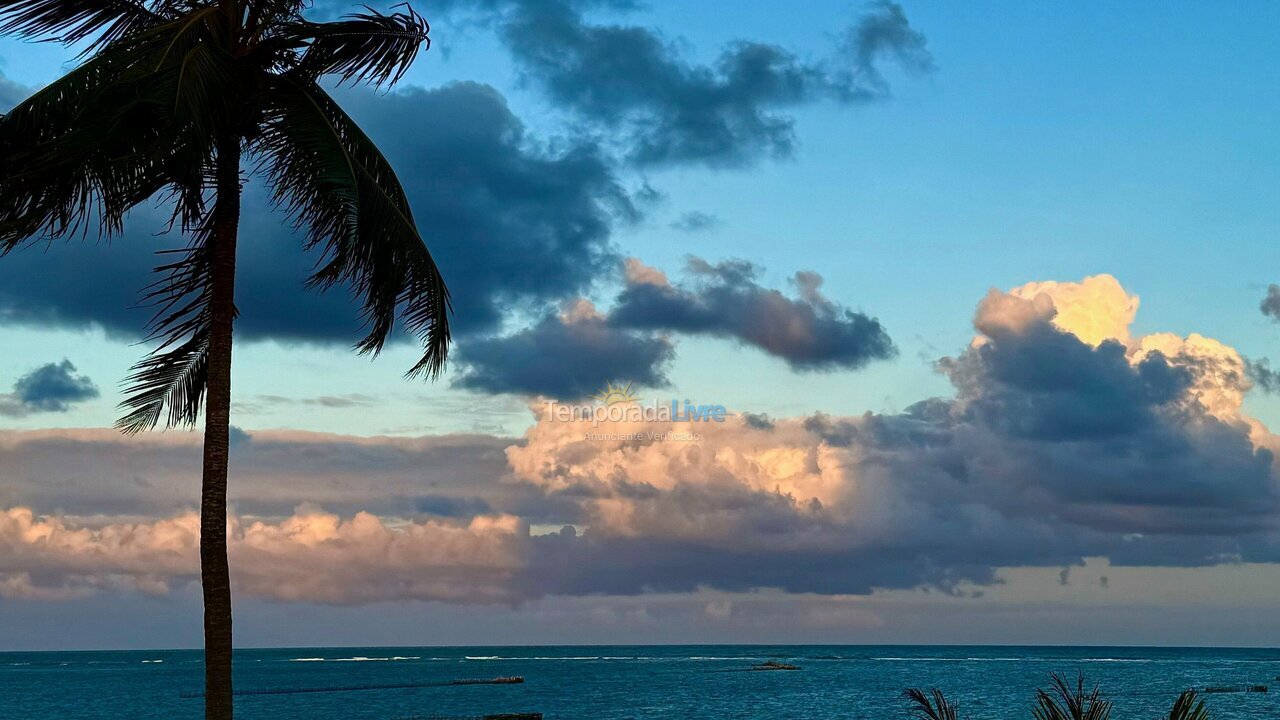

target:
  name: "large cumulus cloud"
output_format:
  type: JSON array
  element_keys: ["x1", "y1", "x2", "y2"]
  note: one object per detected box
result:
[{"x1": 499, "y1": 275, "x2": 1279, "y2": 593}]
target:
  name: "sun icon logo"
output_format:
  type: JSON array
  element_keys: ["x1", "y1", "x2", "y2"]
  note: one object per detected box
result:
[{"x1": 591, "y1": 381, "x2": 638, "y2": 406}]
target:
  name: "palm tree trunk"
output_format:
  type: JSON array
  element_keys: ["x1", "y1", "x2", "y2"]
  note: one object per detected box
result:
[{"x1": 202, "y1": 135, "x2": 241, "y2": 720}]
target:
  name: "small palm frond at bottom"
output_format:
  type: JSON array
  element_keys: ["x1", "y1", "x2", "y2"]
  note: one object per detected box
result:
[
  {"x1": 1167, "y1": 690, "x2": 1211, "y2": 720},
  {"x1": 903, "y1": 688, "x2": 959, "y2": 720},
  {"x1": 1032, "y1": 672, "x2": 1112, "y2": 720}
]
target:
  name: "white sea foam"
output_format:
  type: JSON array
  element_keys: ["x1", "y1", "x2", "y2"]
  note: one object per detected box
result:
[{"x1": 288, "y1": 656, "x2": 421, "y2": 663}]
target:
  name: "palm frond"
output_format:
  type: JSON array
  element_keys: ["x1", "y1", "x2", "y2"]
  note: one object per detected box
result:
[
  {"x1": 254, "y1": 74, "x2": 450, "y2": 376},
  {"x1": 0, "y1": 9, "x2": 233, "y2": 247},
  {"x1": 116, "y1": 221, "x2": 225, "y2": 433},
  {"x1": 1168, "y1": 690, "x2": 1211, "y2": 720},
  {"x1": 0, "y1": 0, "x2": 166, "y2": 49},
  {"x1": 903, "y1": 688, "x2": 960, "y2": 720},
  {"x1": 283, "y1": 5, "x2": 429, "y2": 87},
  {"x1": 1032, "y1": 673, "x2": 1112, "y2": 720}
]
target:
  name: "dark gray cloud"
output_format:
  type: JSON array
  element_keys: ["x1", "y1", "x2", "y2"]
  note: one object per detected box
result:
[
  {"x1": 0, "y1": 82, "x2": 627, "y2": 342},
  {"x1": 669, "y1": 211, "x2": 720, "y2": 233},
  {"x1": 609, "y1": 257, "x2": 896, "y2": 371},
  {"x1": 1263, "y1": 284, "x2": 1280, "y2": 322},
  {"x1": 939, "y1": 324, "x2": 1193, "y2": 444},
  {"x1": 449, "y1": 256, "x2": 895, "y2": 398},
  {"x1": 832, "y1": 0, "x2": 934, "y2": 99},
  {"x1": 928, "y1": 327, "x2": 1275, "y2": 535},
  {"x1": 494, "y1": 0, "x2": 932, "y2": 167},
  {"x1": 0, "y1": 360, "x2": 99, "y2": 417},
  {"x1": 1248, "y1": 357, "x2": 1280, "y2": 393},
  {"x1": 414, "y1": 494, "x2": 495, "y2": 518},
  {"x1": 452, "y1": 303, "x2": 673, "y2": 397}
]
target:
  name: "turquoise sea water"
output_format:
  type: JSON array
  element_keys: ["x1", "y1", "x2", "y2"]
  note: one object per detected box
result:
[{"x1": 2, "y1": 645, "x2": 1278, "y2": 719}]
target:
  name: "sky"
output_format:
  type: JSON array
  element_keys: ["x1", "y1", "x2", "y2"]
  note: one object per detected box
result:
[{"x1": 4, "y1": 0, "x2": 1280, "y2": 649}]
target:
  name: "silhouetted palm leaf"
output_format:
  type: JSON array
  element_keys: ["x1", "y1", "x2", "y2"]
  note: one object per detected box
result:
[
  {"x1": 282, "y1": 5, "x2": 430, "y2": 87},
  {"x1": 0, "y1": 0, "x2": 167, "y2": 50},
  {"x1": 1167, "y1": 690, "x2": 1211, "y2": 720},
  {"x1": 255, "y1": 73, "x2": 450, "y2": 377},
  {"x1": 1032, "y1": 673, "x2": 1112, "y2": 720},
  {"x1": 903, "y1": 688, "x2": 960, "y2": 720}
]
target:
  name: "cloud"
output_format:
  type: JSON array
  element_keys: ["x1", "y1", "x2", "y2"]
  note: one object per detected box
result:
[
  {"x1": 833, "y1": 0, "x2": 935, "y2": 99},
  {"x1": 449, "y1": 256, "x2": 895, "y2": 397},
  {"x1": 609, "y1": 258, "x2": 896, "y2": 371},
  {"x1": 493, "y1": 0, "x2": 932, "y2": 167},
  {"x1": 1248, "y1": 358, "x2": 1280, "y2": 394},
  {"x1": 0, "y1": 505, "x2": 525, "y2": 604},
  {"x1": 503, "y1": 274, "x2": 1280, "y2": 593},
  {"x1": 983, "y1": 274, "x2": 1140, "y2": 346},
  {"x1": 9, "y1": 275, "x2": 1280, "y2": 605},
  {"x1": 239, "y1": 393, "x2": 378, "y2": 411},
  {"x1": 0, "y1": 428, "x2": 529, "y2": 520},
  {"x1": 1262, "y1": 284, "x2": 1280, "y2": 322},
  {"x1": 669, "y1": 211, "x2": 721, "y2": 233},
  {"x1": 0, "y1": 360, "x2": 99, "y2": 417},
  {"x1": 0, "y1": 82, "x2": 628, "y2": 342},
  {"x1": 0, "y1": 69, "x2": 29, "y2": 111},
  {"x1": 452, "y1": 299, "x2": 674, "y2": 398}
]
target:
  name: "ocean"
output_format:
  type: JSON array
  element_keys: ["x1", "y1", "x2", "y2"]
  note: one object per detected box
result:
[{"x1": 1, "y1": 645, "x2": 1277, "y2": 719}]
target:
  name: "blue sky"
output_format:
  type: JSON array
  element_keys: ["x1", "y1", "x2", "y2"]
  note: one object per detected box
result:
[{"x1": 5, "y1": 1, "x2": 1280, "y2": 648}]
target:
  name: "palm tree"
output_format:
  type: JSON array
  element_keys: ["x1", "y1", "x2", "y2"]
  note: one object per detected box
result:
[
  {"x1": 0, "y1": 0, "x2": 450, "y2": 715},
  {"x1": 1032, "y1": 673, "x2": 1112, "y2": 720}
]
